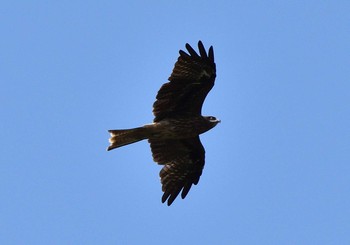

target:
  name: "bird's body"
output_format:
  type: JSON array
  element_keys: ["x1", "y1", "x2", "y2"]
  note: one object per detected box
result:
[
  {"x1": 108, "y1": 41, "x2": 219, "y2": 205},
  {"x1": 108, "y1": 115, "x2": 218, "y2": 150}
]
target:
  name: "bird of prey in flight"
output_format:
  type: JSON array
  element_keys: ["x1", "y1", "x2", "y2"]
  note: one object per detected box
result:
[{"x1": 107, "y1": 41, "x2": 219, "y2": 206}]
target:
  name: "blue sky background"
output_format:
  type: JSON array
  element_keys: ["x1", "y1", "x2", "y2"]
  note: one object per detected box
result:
[{"x1": 1, "y1": 1, "x2": 350, "y2": 244}]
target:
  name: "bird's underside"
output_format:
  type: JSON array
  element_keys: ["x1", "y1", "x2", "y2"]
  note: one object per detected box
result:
[{"x1": 108, "y1": 41, "x2": 218, "y2": 206}]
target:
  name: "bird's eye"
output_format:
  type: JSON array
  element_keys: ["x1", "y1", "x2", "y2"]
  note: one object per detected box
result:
[{"x1": 208, "y1": 116, "x2": 216, "y2": 121}]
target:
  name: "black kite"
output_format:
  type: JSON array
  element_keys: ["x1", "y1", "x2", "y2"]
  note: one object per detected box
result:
[{"x1": 107, "y1": 41, "x2": 219, "y2": 205}]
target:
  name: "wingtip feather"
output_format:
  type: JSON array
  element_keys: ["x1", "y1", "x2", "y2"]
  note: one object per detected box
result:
[
  {"x1": 198, "y1": 41, "x2": 207, "y2": 58},
  {"x1": 208, "y1": 46, "x2": 214, "y2": 62},
  {"x1": 179, "y1": 49, "x2": 190, "y2": 59},
  {"x1": 185, "y1": 43, "x2": 199, "y2": 58}
]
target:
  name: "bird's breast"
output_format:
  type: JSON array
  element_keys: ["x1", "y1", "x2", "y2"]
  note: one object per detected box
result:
[{"x1": 149, "y1": 117, "x2": 212, "y2": 140}]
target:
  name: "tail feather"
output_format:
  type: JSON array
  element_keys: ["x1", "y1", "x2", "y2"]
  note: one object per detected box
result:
[{"x1": 107, "y1": 127, "x2": 150, "y2": 151}]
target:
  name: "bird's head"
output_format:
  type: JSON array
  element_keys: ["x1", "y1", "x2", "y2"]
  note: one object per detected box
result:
[{"x1": 204, "y1": 116, "x2": 221, "y2": 128}]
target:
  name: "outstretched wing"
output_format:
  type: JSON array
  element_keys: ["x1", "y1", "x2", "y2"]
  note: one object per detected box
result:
[
  {"x1": 148, "y1": 137, "x2": 205, "y2": 206},
  {"x1": 153, "y1": 41, "x2": 216, "y2": 122}
]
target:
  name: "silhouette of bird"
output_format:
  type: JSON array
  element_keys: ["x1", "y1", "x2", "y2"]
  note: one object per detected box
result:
[{"x1": 108, "y1": 41, "x2": 219, "y2": 205}]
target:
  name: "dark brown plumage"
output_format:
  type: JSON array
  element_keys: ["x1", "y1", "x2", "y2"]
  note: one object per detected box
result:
[{"x1": 108, "y1": 41, "x2": 219, "y2": 205}]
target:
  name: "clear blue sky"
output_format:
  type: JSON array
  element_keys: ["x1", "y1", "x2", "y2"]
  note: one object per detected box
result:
[{"x1": 1, "y1": 1, "x2": 350, "y2": 244}]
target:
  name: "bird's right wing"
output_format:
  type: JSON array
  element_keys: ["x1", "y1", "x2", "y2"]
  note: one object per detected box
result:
[{"x1": 149, "y1": 136, "x2": 205, "y2": 206}]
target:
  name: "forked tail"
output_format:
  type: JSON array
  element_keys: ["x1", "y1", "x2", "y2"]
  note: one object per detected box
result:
[{"x1": 107, "y1": 127, "x2": 150, "y2": 151}]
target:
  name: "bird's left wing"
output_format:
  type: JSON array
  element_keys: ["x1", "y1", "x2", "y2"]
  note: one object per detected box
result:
[
  {"x1": 149, "y1": 137, "x2": 205, "y2": 206},
  {"x1": 153, "y1": 41, "x2": 216, "y2": 122}
]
